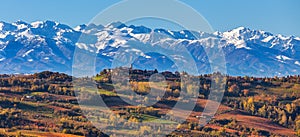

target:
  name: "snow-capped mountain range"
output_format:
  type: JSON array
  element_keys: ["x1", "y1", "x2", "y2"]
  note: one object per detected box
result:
[{"x1": 1, "y1": 20, "x2": 300, "y2": 76}]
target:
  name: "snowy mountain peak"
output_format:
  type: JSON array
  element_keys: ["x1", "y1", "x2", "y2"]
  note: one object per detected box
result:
[
  {"x1": 223, "y1": 27, "x2": 251, "y2": 38},
  {"x1": 30, "y1": 20, "x2": 64, "y2": 30},
  {"x1": 74, "y1": 24, "x2": 87, "y2": 31},
  {"x1": 31, "y1": 21, "x2": 44, "y2": 28},
  {"x1": 14, "y1": 20, "x2": 29, "y2": 25},
  {"x1": 106, "y1": 21, "x2": 127, "y2": 29},
  {"x1": 0, "y1": 21, "x2": 17, "y2": 32},
  {"x1": 13, "y1": 20, "x2": 30, "y2": 30},
  {"x1": 230, "y1": 26, "x2": 250, "y2": 32}
]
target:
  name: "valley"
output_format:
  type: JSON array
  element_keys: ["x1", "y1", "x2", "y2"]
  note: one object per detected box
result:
[{"x1": 0, "y1": 70, "x2": 299, "y2": 136}]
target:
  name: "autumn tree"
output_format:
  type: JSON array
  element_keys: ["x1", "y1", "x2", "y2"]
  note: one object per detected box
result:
[{"x1": 228, "y1": 84, "x2": 240, "y2": 96}]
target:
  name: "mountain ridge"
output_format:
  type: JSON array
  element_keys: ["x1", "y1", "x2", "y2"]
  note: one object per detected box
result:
[{"x1": 1, "y1": 20, "x2": 300, "y2": 76}]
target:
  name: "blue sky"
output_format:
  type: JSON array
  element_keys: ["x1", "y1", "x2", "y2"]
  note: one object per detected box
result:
[{"x1": 0, "y1": 0, "x2": 300, "y2": 36}]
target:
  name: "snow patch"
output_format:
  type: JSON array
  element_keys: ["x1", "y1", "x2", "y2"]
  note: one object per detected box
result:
[
  {"x1": 19, "y1": 30, "x2": 34, "y2": 39},
  {"x1": 223, "y1": 36, "x2": 251, "y2": 50},
  {"x1": 110, "y1": 38, "x2": 127, "y2": 47},
  {"x1": 74, "y1": 26, "x2": 81, "y2": 31},
  {"x1": 262, "y1": 36, "x2": 274, "y2": 42},
  {"x1": 125, "y1": 48, "x2": 142, "y2": 53},
  {"x1": 96, "y1": 31, "x2": 110, "y2": 41},
  {"x1": 13, "y1": 23, "x2": 28, "y2": 30},
  {"x1": 223, "y1": 27, "x2": 247, "y2": 38},
  {"x1": 130, "y1": 33, "x2": 150, "y2": 43},
  {"x1": 22, "y1": 49, "x2": 34, "y2": 57},
  {"x1": 276, "y1": 55, "x2": 292, "y2": 61},
  {"x1": 236, "y1": 44, "x2": 251, "y2": 50},
  {"x1": 0, "y1": 23, "x2": 4, "y2": 30},
  {"x1": 145, "y1": 55, "x2": 151, "y2": 59},
  {"x1": 277, "y1": 34, "x2": 289, "y2": 40},
  {"x1": 167, "y1": 30, "x2": 174, "y2": 36},
  {"x1": 124, "y1": 48, "x2": 151, "y2": 58},
  {"x1": 0, "y1": 32, "x2": 7, "y2": 39},
  {"x1": 76, "y1": 43, "x2": 89, "y2": 51},
  {"x1": 31, "y1": 21, "x2": 43, "y2": 28}
]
